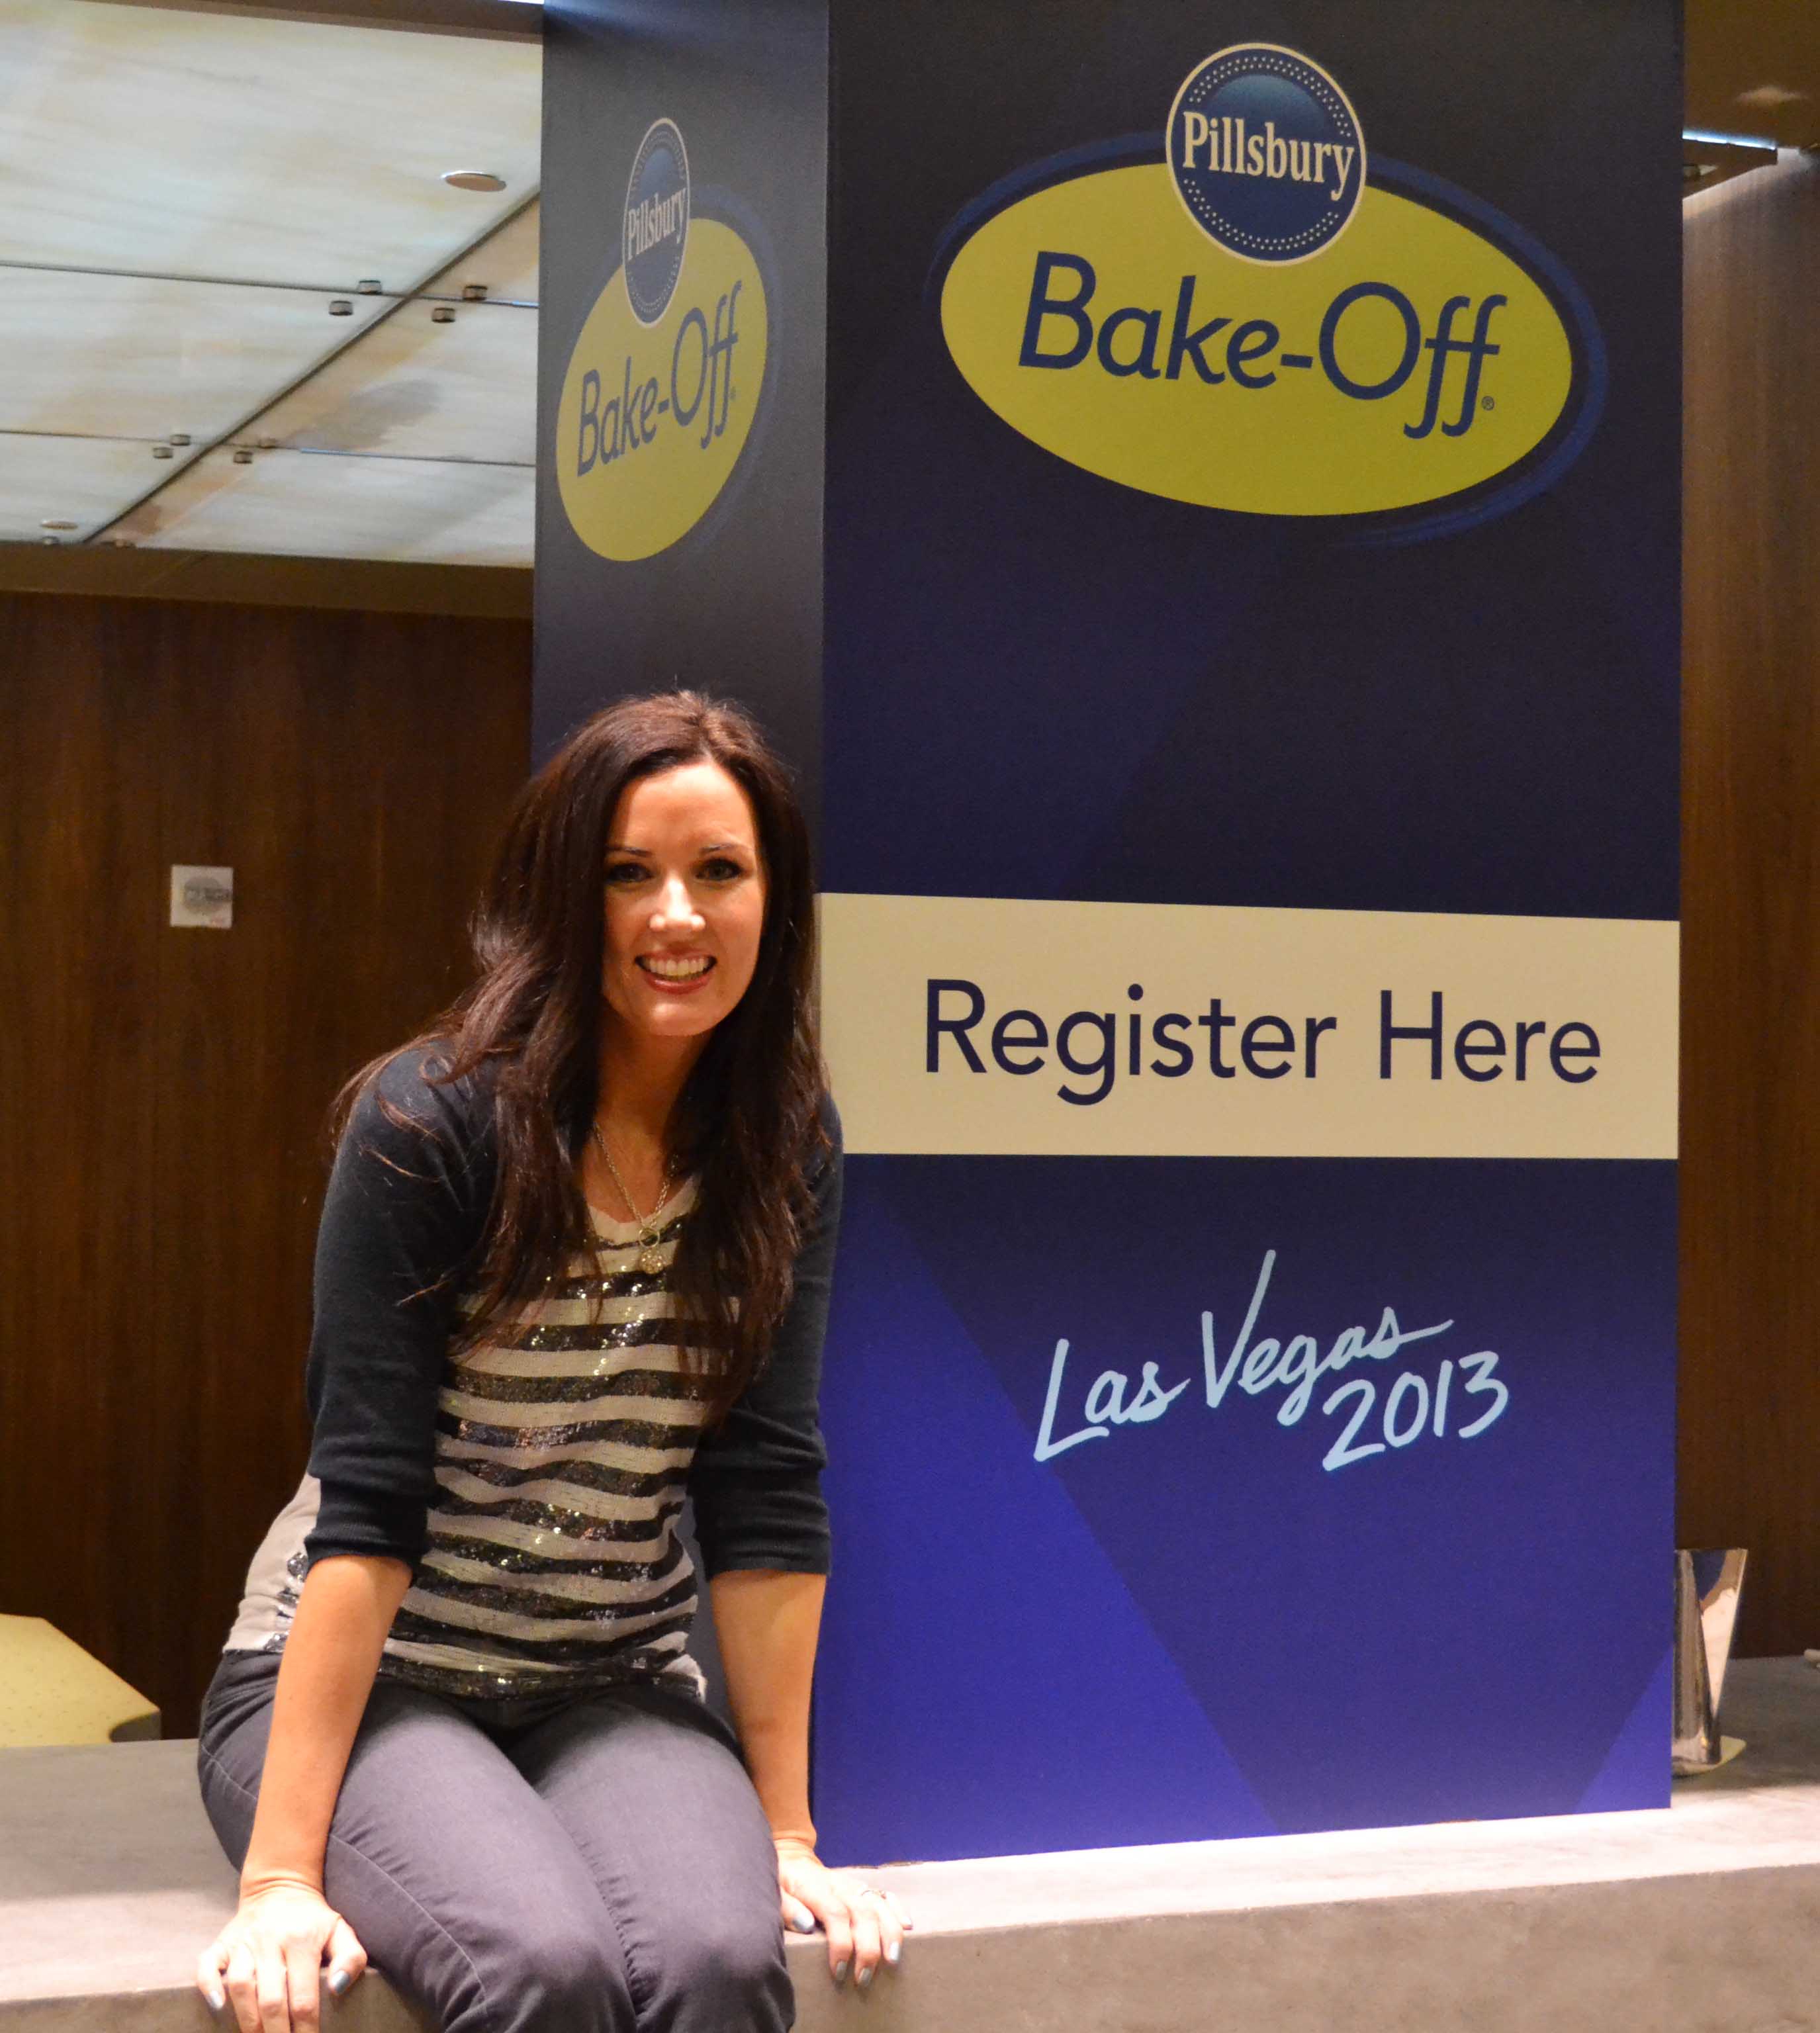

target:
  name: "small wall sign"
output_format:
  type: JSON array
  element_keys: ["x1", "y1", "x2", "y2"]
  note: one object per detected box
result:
[{"x1": 169, "y1": 865, "x2": 234, "y2": 930}]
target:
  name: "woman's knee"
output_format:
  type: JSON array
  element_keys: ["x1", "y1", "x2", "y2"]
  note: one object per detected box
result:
[
  {"x1": 417, "y1": 1904, "x2": 635, "y2": 2033},
  {"x1": 655, "y1": 1909, "x2": 792, "y2": 2033},
  {"x1": 511, "y1": 1916, "x2": 633, "y2": 2033}
]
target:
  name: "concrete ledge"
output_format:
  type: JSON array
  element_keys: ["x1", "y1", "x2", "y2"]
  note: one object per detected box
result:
[{"x1": 4, "y1": 1660, "x2": 1817, "y2": 2031}]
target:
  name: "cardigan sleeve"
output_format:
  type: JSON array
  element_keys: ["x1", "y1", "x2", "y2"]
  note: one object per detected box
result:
[
  {"x1": 301, "y1": 1050, "x2": 496, "y2": 1572},
  {"x1": 687, "y1": 1100, "x2": 842, "y2": 1578}
]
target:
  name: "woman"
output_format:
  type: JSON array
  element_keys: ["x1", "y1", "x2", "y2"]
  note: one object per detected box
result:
[{"x1": 195, "y1": 693, "x2": 905, "y2": 2033}]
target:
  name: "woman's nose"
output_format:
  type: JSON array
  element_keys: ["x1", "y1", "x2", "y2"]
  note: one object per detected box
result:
[{"x1": 650, "y1": 876, "x2": 705, "y2": 931}]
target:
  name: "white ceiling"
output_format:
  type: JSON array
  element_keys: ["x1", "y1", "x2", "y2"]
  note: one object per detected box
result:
[{"x1": 0, "y1": 0, "x2": 541, "y2": 565}]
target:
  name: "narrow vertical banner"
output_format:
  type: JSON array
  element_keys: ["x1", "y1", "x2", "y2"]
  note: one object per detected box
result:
[
  {"x1": 813, "y1": 0, "x2": 1680, "y2": 1862},
  {"x1": 535, "y1": 0, "x2": 828, "y2": 789}
]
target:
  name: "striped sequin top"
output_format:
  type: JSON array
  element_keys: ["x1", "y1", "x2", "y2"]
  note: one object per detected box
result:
[
  {"x1": 223, "y1": 1050, "x2": 835, "y2": 1700},
  {"x1": 226, "y1": 1184, "x2": 720, "y2": 1699}
]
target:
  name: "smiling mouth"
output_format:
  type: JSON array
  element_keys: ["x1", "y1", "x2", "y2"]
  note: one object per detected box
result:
[{"x1": 637, "y1": 955, "x2": 715, "y2": 982}]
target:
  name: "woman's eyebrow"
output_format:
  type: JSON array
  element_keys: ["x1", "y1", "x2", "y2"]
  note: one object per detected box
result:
[{"x1": 605, "y1": 840, "x2": 751, "y2": 856}]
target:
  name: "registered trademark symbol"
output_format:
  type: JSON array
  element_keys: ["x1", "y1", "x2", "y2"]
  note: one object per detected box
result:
[{"x1": 1482, "y1": 395, "x2": 1495, "y2": 411}]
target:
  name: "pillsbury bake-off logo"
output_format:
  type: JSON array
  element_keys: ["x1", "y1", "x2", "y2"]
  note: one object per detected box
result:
[
  {"x1": 936, "y1": 47, "x2": 1602, "y2": 536},
  {"x1": 623, "y1": 118, "x2": 690, "y2": 324},
  {"x1": 1168, "y1": 46, "x2": 1364, "y2": 265},
  {"x1": 557, "y1": 119, "x2": 769, "y2": 561}
]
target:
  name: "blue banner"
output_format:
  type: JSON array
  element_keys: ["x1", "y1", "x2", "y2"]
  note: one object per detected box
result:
[{"x1": 812, "y1": 0, "x2": 1679, "y2": 1859}]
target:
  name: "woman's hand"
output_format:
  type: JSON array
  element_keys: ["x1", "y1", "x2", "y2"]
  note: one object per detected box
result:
[
  {"x1": 197, "y1": 1881, "x2": 368, "y2": 2031},
  {"x1": 774, "y1": 1836, "x2": 913, "y2": 1989}
]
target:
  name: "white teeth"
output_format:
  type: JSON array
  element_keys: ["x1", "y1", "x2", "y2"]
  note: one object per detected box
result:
[{"x1": 641, "y1": 956, "x2": 713, "y2": 980}]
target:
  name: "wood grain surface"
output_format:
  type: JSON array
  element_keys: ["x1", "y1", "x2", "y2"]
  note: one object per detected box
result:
[
  {"x1": 0, "y1": 590, "x2": 530, "y2": 1735},
  {"x1": 1680, "y1": 156, "x2": 1820, "y2": 1657}
]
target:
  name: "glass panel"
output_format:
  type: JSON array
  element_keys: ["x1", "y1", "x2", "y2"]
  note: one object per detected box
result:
[
  {"x1": 239, "y1": 299, "x2": 535, "y2": 465},
  {"x1": 421, "y1": 203, "x2": 541, "y2": 306},
  {"x1": 1, "y1": 2, "x2": 540, "y2": 290},
  {"x1": 0, "y1": 433, "x2": 193, "y2": 543},
  {"x1": 0, "y1": 270, "x2": 390, "y2": 442},
  {"x1": 113, "y1": 446, "x2": 533, "y2": 566}
]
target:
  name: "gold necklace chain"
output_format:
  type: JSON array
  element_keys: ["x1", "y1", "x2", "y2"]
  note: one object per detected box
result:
[{"x1": 590, "y1": 1122, "x2": 678, "y2": 1275}]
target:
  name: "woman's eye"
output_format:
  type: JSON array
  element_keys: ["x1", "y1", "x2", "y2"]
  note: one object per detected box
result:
[
  {"x1": 605, "y1": 862, "x2": 648, "y2": 886},
  {"x1": 702, "y1": 857, "x2": 745, "y2": 881}
]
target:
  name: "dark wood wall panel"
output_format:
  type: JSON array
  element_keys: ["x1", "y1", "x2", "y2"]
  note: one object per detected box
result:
[
  {"x1": 1680, "y1": 157, "x2": 1820, "y2": 1656},
  {"x1": 0, "y1": 592, "x2": 531, "y2": 1733}
]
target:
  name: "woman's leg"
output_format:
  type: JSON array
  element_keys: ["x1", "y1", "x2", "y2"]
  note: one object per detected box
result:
[
  {"x1": 198, "y1": 1653, "x2": 639, "y2": 2033},
  {"x1": 508, "y1": 1684, "x2": 794, "y2": 2033}
]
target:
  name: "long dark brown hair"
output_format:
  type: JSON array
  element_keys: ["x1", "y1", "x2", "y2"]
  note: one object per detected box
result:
[{"x1": 339, "y1": 690, "x2": 829, "y2": 1420}]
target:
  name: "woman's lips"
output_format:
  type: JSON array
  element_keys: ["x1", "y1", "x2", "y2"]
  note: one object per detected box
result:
[{"x1": 635, "y1": 954, "x2": 717, "y2": 993}]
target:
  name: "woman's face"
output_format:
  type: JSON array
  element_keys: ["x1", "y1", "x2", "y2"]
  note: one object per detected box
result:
[{"x1": 600, "y1": 758, "x2": 768, "y2": 1054}]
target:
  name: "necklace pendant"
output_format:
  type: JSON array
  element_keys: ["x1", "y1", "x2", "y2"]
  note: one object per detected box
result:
[{"x1": 638, "y1": 1243, "x2": 666, "y2": 1277}]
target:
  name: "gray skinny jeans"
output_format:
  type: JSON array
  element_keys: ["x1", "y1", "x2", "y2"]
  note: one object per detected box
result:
[{"x1": 197, "y1": 1652, "x2": 794, "y2": 2033}]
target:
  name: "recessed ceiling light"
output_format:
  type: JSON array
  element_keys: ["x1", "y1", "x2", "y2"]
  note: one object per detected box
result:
[
  {"x1": 40, "y1": 519, "x2": 77, "y2": 531},
  {"x1": 444, "y1": 171, "x2": 507, "y2": 193},
  {"x1": 1738, "y1": 84, "x2": 1808, "y2": 111}
]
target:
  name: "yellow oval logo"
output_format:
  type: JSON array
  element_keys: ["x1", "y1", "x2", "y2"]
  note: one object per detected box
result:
[
  {"x1": 557, "y1": 219, "x2": 769, "y2": 561},
  {"x1": 940, "y1": 158, "x2": 1592, "y2": 526}
]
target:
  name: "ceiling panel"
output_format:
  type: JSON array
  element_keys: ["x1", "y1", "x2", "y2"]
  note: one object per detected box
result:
[
  {"x1": 420, "y1": 201, "x2": 541, "y2": 306},
  {"x1": 1, "y1": 1, "x2": 540, "y2": 290},
  {"x1": 108, "y1": 444, "x2": 533, "y2": 565},
  {"x1": 0, "y1": 268, "x2": 390, "y2": 440},
  {"x1": 0, "y1": 432, "x2": 197, "y2": 543},
  {"x1": 240, "y1": 298, "x2": 535, "y2": 465}
]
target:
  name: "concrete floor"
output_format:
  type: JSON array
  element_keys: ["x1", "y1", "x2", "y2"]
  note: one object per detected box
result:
[{"x1": 3, "y1": 1658, "x2": 1817, "y2": 2031}]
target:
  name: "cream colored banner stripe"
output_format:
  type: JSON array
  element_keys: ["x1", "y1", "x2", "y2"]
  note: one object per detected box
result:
[{"x1": 819, "y1": 893, "x2": 1678, "y2": 1160}]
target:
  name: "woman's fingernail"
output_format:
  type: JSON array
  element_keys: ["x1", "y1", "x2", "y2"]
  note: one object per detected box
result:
[
  {"x1": 793, "y1": 1905, "x2": 817, "y2": 1933},
  {"x1": 886, "y1": 1941, "x2": 901, "y2": 1966},
  {"x1": 835, "y1": 1959, "x2": 850, "y2": 1986},
  {"x1": 205, "y1": 1985, "x2": 226, "y2": 2012},
  {"x1": 858, "y1": 1964, "x2": 874, "y2": 1990},
  {"x1": 327, "y1": 1968, "x2": 351, "y2": 1997}
]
